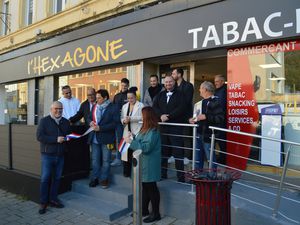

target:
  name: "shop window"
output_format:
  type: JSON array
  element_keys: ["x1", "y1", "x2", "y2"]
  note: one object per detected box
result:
[
  {"x1": 99, "y1": 69, "x2": 106, "y2": 74},
  {"x1": 4, "y1": 82, "x2": 28, "y2": 124},
  {"x1": 36, "y1": 78, "x2": 44, "y2": 124},
  {"x1": 109, "y1": 68, "x2": 117, "y2": 73},
  {"x1": 57, "y1": 64, "x2": 141, "y2": 102},
  {"x1": 77, "y1": 87, "x2": 83, "y2": 102},
  {"x1": 226, "y1": 40, "x2": 300, "y2": 170}
]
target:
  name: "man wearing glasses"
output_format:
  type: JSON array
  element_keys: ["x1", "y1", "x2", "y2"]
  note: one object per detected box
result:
[
  {"x1": 36, "y1": 101, "x2": 71, "y2": 214},
  {"x1": 59, "y1": 85, "x2": 81, "y2": 120}
]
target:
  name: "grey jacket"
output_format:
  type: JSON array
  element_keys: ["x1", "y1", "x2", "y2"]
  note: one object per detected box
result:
[{"x1": 143, "y1": 86, "x2": 164, "y2": 107}]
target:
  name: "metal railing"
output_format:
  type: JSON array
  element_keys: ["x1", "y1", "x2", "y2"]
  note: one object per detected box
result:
[
  {"x1": 156, "y1": 122, "x2": 300, "y2": 224},
  {"x1": 209, "y1": 126, "x2": 300, "y2": 223}
]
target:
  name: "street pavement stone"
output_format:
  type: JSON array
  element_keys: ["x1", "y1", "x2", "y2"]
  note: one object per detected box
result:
[{"x1": 0, "y1": 188, "x2": 193, "y2": 225}]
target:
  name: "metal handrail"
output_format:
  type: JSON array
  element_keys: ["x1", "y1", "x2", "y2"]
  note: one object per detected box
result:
[
  {"x1": 153, "y1": 122, "x2": 300, "y2": 223},
  {"x1": 208, "y1": 125, "x2": 300, "y2": 221},
  {"x1": 159, "y1": 122, "x2": 198, "y2": 128},
  {"x1": 209, "y1": 126, "x2": 300, "y2": 147}
]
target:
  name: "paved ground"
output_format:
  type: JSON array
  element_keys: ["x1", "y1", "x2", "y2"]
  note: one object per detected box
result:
[{"x1": 0, "y1": 189, "x2": 193, "y2": 225}]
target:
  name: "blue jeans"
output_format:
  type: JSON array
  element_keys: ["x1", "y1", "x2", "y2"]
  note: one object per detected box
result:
[
  {"x1": 195, "y1": 134, "x2": 217, "y2": 169},
  {"x1": 91, "y1": 143, "x2": 111, "y2": 181},
  {"x1": 40, "y1": 154, "x2": 64, "y2": 204}
]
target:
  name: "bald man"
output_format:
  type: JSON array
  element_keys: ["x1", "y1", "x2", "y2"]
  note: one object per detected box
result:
[{"x1": 36, "y1": 101, "x2": 71, "y2": 214}]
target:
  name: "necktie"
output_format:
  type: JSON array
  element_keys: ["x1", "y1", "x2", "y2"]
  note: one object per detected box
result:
[{"x1": 166, "y1": 92, "x2": 173, "y2": 103}]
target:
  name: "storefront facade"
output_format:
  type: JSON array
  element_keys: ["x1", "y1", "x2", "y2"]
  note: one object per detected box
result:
[{"x1": 0, "y1": 0, "x2": 300, "y2": 177}]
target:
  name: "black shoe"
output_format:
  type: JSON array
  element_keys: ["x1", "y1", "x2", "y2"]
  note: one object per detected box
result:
[
  {"x1": 89, "y1": 179, "x2": 99, "y2": 187},
  {"x1": 38, "y1": 204, "x2": 47, "y2": 214},
  {"x1": 143, "y1": 214, "x2": 161, "y2": 223},
  {"x1": 49, "y1": 200, "x2": 64, "y2": 208}
]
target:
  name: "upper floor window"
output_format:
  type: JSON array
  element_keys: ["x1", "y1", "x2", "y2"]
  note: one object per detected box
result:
[
  {"x1": 54, "y1": 0, "x2": 66, "y2": 13},
  {"x1": 25, "y1": 0, "x2": 33, "y2": 25},
  {"x1": 1, "y1": 0, "x2": 10, "y2": 35}
]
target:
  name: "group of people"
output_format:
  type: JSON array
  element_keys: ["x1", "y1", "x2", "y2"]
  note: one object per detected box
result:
[{"x1": 36, "y1": 69, "x2": 227, "y2": 223}]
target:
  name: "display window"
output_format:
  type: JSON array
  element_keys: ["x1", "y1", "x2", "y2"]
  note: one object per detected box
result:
[
  {"x1": 4, "y1": 82, "x2": 28, "y2": 124},
  {"x1": 56, "y1": 64, "x2": 142, "y2": 103},
  {"x1": 227, "y1": 40, "x2": 300, "y2": 170}
]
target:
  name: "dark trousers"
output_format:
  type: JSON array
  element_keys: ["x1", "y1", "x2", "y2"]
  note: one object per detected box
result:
[
  {"x1": 142, "y1": 182, "x2": 160, "y2": 216},
  {"x1": 216, "y1": 131, "x2": 227, "y2": 165},
  {"x1": 123, "y1": 148, "x2": 133, "y2": 177},
  {"x1": 161, "y1": 126, "x2": 184, "y2": 180}
]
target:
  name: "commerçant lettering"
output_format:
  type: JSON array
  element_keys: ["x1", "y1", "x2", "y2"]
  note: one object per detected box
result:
[
  {"x1": 188, "y1": 9, "x2": 300, "y2": 49},
  {"x1": 27, "y1": 38, "x2": 128, "y2": 76},
  {"x1": 228, "y1": 41, "x2": 296, "y2": 56}
]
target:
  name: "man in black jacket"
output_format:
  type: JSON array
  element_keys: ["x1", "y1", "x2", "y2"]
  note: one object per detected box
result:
[
  {"x1": 172, "y1": 68, "x2": 194, "y2": 164},
  {"x1": 153, "y1": 74, "x2": 185, "y2": 182},
  {"x1": 36, "y1": 101, "x2": 71, "y2": 214},
  {"x1": 69, "y1": 88, "x2": 96, "y2": 128},
  {"x1": 189, "y1": 81, "x2": 224, "y2": 169}
]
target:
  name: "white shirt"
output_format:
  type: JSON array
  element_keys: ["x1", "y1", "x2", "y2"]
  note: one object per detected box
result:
[{"x1": 58, "y1": 96, "x2": 81, "y2": 119}]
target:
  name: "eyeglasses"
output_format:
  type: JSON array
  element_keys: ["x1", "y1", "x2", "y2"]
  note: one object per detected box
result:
[
  {"x1": 64, "y1": 92, "x2": 71, "y2": 95},
  {"x1": 54, "y1": 108, "x2": 63, "y2": 110},
  {"x1": 87, "y1": 94, "x2": 95, "y2": 97}
]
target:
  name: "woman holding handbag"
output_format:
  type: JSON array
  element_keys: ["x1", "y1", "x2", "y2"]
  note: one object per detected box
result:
[{"x1": 121, "y1": 87, "x2": 144, "y2": 177}]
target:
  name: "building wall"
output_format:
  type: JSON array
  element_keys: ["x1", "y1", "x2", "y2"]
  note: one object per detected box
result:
[{"x1": 0, "y1": 0, "x2": 159, "y2": 54}]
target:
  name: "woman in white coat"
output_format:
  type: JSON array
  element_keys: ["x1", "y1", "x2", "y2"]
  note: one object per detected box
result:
[{"x1": 121, "y1": 87, "x2": 144, "y2": 177}]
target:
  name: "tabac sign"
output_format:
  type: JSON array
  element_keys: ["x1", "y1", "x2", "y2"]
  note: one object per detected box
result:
[
  {"x1": 27, "y1": 38, "x2": 127, "y2": 76},
  {"x1": 188, "y1": 9, "x2": 300, "y2": 49}
]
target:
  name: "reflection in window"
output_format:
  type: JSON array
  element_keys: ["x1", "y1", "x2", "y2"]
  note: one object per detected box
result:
[
  {"x1": 57, "y1": 65, "x2": 141, "y2": 103},
  {"x1": 4, "y1": 82, "x2": 28, "y2": 124}
]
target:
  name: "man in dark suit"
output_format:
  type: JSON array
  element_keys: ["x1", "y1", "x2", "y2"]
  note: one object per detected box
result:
[
  {"x1": 172, "y1": 68, "x2": 194, "y2": 164},
  {"x1": 36, "y1": 101, "x2": 72, "y2": 214},
  {"x1": 87, "y1": 89, "x2": 120, "y2": 189},
  {"x1": 69, "y1": 88, "x2": 96, "y2": 128},
  {"x1": 153, "y1": 74, "x2": 185, "y2": 182}
]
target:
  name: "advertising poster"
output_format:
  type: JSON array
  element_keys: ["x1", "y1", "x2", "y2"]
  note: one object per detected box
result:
[{"x1": 226, "y1": 53, "x2": 259, "y2": 170}]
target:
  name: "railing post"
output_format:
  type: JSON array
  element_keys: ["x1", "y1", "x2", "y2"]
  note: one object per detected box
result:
[
  {"x1": 209, "y1": 129, "x2": 215, "y2": 169},
  {"x1": 8, "y1": 122, "x2": 13, "y2": 170},
  {"x1": 191, "y1": 126, "x2": 197, "y2": 193},
  {"x1": 132, "y1": 149, "x2": 142, "y2": 225},
  {"x1": 272, "y1": 144, "x2": 291, "y2": 217}
]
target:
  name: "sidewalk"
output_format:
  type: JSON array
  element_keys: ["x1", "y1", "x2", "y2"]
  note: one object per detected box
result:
[{"x1": 0, "y1": 189, "x2": 193, "y2": 225}]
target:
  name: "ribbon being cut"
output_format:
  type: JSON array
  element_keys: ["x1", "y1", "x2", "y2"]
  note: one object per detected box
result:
[
  {"x1": 118, "y1": 138, "x2": 130, "y2": 162},
  {"x1": 65, "y1": 127, "x2": 94, "y2": 141}
]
